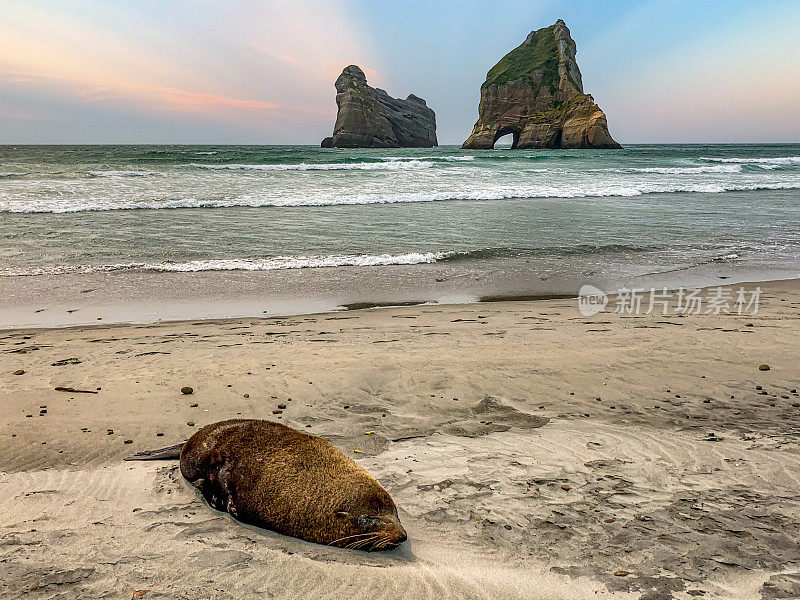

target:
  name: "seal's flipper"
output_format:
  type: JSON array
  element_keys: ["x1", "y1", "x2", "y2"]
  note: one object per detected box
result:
[{"x1": 124, "y1": 443, "x2": 184, "y2": 461}]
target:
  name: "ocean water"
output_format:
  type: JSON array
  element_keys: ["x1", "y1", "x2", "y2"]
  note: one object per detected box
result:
[{"x1": 1, "y1": 144, "x2": 799, "y2": 294}]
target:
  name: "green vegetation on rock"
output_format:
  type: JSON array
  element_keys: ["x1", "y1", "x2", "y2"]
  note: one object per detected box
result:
[{"x1": 483, "y1": 25, "x2": 559, "y2": 91}]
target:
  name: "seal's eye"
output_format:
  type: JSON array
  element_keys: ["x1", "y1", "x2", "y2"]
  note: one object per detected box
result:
[
  {"x1": 335, "y1": 511, "x2": 350, "y2": 518},
  {"x1": 356, "y1": 514, "x2": 382, "y2": 530}
]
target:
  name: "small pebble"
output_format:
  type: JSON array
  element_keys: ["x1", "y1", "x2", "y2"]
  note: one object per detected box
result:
[
  {"x1": 758, "y1": 364, "x2": 770, "y2": 371},
  {"x1": 190, "y1": 403, "x2": 198, "y2": 408},
  {"x1": 756, "y1": 385, "x2": 763, "y2": 390},
  {"x1": 604, "y1": 518, "x2": 616, "y2": 523},
  {"x1": 503, "y1": 524, "x2": 512, "y2": 530},
  {"x1": 614, "y1": 570, "x2": 631, "y2": 577},
  {"x1": 156, "y1": 432, "x2": 164, "y2": 437},
  {"x1": 187, "y1": 421, "x2": 195, "y2": 426},
  {"x1": 277, "y1": 404, "x2": 287, "y2": 409},
  {"x1": 124, "y1": 440, "x2": 133, "y2": 444},
  {"x1": 13, "y1": 369, "x2": 25, "y2": 375},
  {"x1": 272, "y1": 410, "x2": 283, "y2": 414},
  {"x1": 181, "y1": 386, "x2": 194, "y2": 395},
  {"x1": 561, "y1": 484, "x2": 571, "y2": 491},
  {"x1": 243, "y1": 394, "x2": 250, "y2": 398}
]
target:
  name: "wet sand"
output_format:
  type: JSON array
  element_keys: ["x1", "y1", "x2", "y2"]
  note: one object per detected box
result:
[
  {"x1": 2, "y1": 255, "x2": 797, "y2": 329},
  {"x1": 1, "y1": 279, "x2": 799, "y2": 599}
]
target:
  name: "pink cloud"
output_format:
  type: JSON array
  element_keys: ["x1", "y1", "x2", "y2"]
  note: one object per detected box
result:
[{"x1": 150, "y1": 87, "x2": 280, "y2": 110}]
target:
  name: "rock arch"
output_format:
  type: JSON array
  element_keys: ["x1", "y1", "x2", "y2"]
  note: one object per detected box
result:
[{"x1": 493, "y1": 126, "x2": 521, "y2": 149}]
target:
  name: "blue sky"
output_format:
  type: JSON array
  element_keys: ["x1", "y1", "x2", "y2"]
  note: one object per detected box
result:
[{"x1": 1, "y1": 0, "x2": 798, "y2": 144}]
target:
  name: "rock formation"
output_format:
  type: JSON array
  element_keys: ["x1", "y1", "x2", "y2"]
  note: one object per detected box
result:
[
  {"x1": 321, "y1": 65, "x2": 437, "y2": 148},
  {"x1": 462, "y1": 20, "x2": 621, "y2": 149}
]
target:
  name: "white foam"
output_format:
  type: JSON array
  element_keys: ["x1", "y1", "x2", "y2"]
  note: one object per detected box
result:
[
  {"x1": 381, "y1": 156, "x2": 475, "y2": 162},
  {"x1": 87, "y1": 170, "x2": 162, "y2": 177},
  {"x1": 633, "y1": 165, "x2": 742, "y2": 174},
  {"x1": 701, "y1": 156, "x2": 800, "y2": 165},
  {"x1": 0, "y1": 252, "x2": 452, "y2": 277},
  {"x1": 189, "y1": 160, "x2": 434, "y2": 171},
  {"x1": 4, "y1": 180, "x2": 799, "y2": 214}
]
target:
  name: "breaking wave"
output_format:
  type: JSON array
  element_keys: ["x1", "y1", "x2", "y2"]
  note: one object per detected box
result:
[
  {"x1": 2, "y1": 244, "x2": 751, "y2": 277},
  {"x1": 189, "y1": 160, "x2": 434, "y2": 171},
  {"x1": 631, "y1": 165, "x2": 742, "y2": 174},
  {"x1": 3, "y1": 181, "x2": 798, "y2": 213},
  {"x1": 380, "y1": 155, "x2": 475, "y2": 162},
  {"x1": 701, "y1": 156, "x2": 800, "y2": 165},
  {"x1": 0, "y1": 252, "x2": 451, "y2": 277}
]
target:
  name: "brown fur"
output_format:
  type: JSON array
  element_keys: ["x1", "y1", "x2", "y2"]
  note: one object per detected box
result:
[{"x1": 179, "y1": 419, "x2": 407, "y2": 551}]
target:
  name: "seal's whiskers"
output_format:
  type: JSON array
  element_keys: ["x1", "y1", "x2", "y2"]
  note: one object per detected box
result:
[
  {"x1": 347, "y1": 534, "x2": 381, "y2": 549},
  {"x1": 328, "y1": 532, "x2": 376, "y2": 547}
]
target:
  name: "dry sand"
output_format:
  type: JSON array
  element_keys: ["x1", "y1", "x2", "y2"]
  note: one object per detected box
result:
[{"x1": 2, "y1": 280, "x2": 799, "y2": 599}]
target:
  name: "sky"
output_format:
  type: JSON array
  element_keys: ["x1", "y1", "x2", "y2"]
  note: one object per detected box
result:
[{"x1": 1, "y1": 0, "x2": 799, "y2": 145}]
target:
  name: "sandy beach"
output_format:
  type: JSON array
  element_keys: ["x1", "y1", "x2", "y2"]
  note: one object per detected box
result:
[
  {"x1": 2, "y1": 279, "x2": 799, "y2": 599},
  {"x1": 3, "y1": 2, "x2": 800, "y2": 598}
]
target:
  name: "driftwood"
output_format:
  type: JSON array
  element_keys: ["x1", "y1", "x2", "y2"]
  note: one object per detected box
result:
[{"x1": 54, "y1": 386, "x2": 98, "y2": 394}]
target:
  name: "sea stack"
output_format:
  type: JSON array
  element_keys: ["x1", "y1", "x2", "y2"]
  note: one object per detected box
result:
[
  {"x1": 321, "y1": 65, "x2": 437, "y2": 148},
  {"x1": 462, "y1": 20, "x2": 621, "y2": 149}
]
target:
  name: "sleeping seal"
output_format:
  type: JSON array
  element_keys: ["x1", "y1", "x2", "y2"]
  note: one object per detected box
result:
[{"x1": 128, "y1": 419, "x2": 407, "y2": 551}]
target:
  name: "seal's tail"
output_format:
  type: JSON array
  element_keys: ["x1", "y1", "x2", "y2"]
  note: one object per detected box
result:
[{"x1": 124, "y1": 443, "x2": 184, "y2": 461}]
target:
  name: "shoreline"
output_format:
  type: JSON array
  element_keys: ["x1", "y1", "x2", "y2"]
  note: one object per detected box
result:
[{"x1": 2, "y1": 259, "x2": 797, "y2": 330}]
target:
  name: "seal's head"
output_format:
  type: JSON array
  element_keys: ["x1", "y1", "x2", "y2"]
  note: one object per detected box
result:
[{"x1": 329, "y1": 487, "x2": 407, "y2": 551}]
